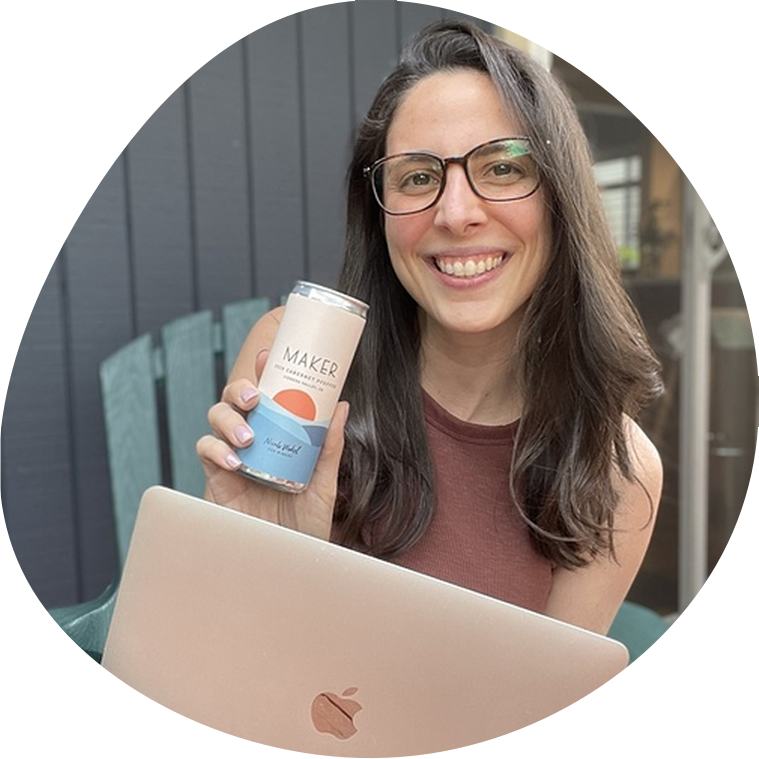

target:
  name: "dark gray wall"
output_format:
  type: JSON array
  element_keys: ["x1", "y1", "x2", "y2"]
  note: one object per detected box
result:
[{"x1": 1, "y1": 2, "x2": 492, "y2": 609}]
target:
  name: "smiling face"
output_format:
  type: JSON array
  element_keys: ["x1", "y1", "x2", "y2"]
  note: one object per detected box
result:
[{"x1": 383, "y1": 69, "x2": 551, "y2": 344}]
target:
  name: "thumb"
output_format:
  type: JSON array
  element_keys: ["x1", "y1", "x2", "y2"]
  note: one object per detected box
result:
[{"x1": 254, "y1": 349, "x2": 270, "y2": 384}]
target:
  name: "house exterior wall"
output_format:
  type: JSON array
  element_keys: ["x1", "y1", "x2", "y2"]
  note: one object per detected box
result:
[{"x1": 1, "y1": 2, "x2": 491, "y2": 608}]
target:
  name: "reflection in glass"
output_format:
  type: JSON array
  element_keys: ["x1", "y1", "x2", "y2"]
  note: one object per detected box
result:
[
  {"x1": 707, "y1": 0, "x2": 759, "y2": 590},
  {"x1": 554, "y1": 0, "x2": 687, "y2": 613}
]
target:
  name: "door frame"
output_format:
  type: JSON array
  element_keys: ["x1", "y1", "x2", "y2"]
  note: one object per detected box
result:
[{"x1": 679, "y1": 0, "x2": 759, "y2": 627}]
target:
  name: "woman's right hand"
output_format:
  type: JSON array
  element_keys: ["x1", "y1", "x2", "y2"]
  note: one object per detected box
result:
[{"x1": 196, "y1": 349, "x2": 348, "y2": 542}]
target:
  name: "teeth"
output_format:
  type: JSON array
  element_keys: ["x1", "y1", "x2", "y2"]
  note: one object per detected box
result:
[{"x1": 435, "y1": 255, "x2": 504, "y2": 278}]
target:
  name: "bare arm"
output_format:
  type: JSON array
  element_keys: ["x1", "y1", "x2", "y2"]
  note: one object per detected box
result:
[{"x1": 543, "y1": 421, "x2": 663, "y2": 635}]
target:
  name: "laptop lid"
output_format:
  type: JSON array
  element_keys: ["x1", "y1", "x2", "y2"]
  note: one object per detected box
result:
[{"x1": 101, "y1": 486, "x2": 628, "y2": 756}]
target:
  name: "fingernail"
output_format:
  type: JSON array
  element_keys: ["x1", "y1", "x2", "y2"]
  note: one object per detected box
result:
[
  {"x1": 235, "y1": 425, "x2": 254, "y2": 445},
  {"x1": 225, "y1": 452, "x2": 242, "y2": 470},
  {"x1": 241, "y1": 387, "x2": 259, "y2": 404}
]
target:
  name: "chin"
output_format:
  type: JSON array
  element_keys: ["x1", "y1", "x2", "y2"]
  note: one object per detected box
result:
[
  {"x1": 429, "y1": 298, "x2": 528, "y2": 337},
  {"x1": 438, "y1": 313, "x2": 511, "y2": 336}
]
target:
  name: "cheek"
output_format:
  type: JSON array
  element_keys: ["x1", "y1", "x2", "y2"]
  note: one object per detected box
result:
[
  {"x1": 383, "y1": 220, "x2": 408, "y2": 287},
  {"x1": 501, "y1": 198, "x2": 545, "y2": 237},
  {"x1": 502, "y1": 203, "x2": 551, "y2": 262},
  {"x1": 384, "y1": 220, "x2": 430, "y2": 302},
  {"x1": 384, "y1": 215, "x2": 428, "y2": 261}
]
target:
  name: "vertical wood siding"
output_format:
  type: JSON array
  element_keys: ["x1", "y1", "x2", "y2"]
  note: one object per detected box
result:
[{"x1": 1, "y1": 2, "x2": 492, "y2": 608}]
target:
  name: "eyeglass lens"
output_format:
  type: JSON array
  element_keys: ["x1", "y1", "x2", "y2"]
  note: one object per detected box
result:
[{"x1": 373, "y1": 139, "x2": 539, "y2": 215}]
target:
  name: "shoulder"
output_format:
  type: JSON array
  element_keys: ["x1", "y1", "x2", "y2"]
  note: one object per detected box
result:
[{"x1": 616, "y1": 417, "x2": 663, "y2": 527}]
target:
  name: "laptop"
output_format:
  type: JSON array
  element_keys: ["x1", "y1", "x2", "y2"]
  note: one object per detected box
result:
[{"x1": 101, "y1": 486, "x2": 628, "y2": 756}]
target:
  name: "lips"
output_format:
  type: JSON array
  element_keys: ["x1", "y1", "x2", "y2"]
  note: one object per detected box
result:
[{"x1": 430, "y1": 250, "x2": 509, "y2": 280}]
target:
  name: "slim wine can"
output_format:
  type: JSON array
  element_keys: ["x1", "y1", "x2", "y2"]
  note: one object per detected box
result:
[{"x1": 236, "y1": 281, "x2": 368, "y2": 492}]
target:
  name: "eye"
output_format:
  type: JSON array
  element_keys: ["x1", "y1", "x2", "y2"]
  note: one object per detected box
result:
[
  {"x1": 399, "y1": 170, "x2": 439, "y2": 190},
  {"x1": 485, "y1": 161, "x2": 524, "y2": 181},
  {"x1": 385, "y1": 158, "x2": 443, "y2": 196}
]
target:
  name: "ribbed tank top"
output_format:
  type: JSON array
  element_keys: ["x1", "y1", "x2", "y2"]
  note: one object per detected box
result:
[{"x1": 389, "y1": 391, "x2": 554, "y2": 613}]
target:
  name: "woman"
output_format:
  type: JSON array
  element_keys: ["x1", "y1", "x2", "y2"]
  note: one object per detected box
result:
[
  {"x1": 0, "y1": 22, "x2": 661, "y2": 757},
  {"x1": 196, "y1": 21, "x2": 663, "y2": 635}
]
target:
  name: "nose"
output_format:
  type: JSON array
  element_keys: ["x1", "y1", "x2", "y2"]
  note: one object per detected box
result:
[{"x1": 433, "y1": 163, "x2": 488, "y2": 234}]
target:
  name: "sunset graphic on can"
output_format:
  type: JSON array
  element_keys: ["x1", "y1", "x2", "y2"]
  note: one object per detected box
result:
[{"x1": 272, "y1": 389, "x2": 317, "y2": 421}]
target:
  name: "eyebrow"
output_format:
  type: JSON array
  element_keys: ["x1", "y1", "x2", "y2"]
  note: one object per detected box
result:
[
  {"x1": 476, "y1": 140, "x2": 531, "y2": 158},
  {"x1": 389, "y1": 153, "x2": 442, "y2": 163}
]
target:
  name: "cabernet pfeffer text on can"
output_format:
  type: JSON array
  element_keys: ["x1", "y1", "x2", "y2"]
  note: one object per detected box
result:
[{"x1": 236, "y1": 281, "x2": 368, "y2": 492}]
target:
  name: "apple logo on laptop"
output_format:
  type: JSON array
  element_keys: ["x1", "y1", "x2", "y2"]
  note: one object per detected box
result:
[{"x1": 311, "y1": 687, "x2": 363, "y2": 740}]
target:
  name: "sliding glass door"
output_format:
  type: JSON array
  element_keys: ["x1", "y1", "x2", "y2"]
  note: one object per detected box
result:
[
  {"x1": 554, "y1": 0, "x2": 759, "y2": 618},
  {"x1": 682, "y1": 0, "x2": 759, "y2": 613}
]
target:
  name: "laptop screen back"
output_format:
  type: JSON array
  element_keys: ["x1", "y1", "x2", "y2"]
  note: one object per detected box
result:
[{"x1": 102, "y1": 487, "x2": 628, "y2": 756}]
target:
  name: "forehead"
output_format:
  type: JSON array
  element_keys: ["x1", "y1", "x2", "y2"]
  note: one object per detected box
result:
[{"x1": 386, "y1": 69, "x2": 522, "y2": 155}]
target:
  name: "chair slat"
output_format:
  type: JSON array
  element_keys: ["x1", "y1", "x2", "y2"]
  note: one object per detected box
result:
[
  {"x1": 100, "y1": 334, "x2": 162, "y2": 565},
  {"x1": 221, "y1": 297, "x2": 272, "y2": 378},
  {"x1": 162, "y1": 311, "x2": 216, "y2": 498},
  {"x1": 48, "y1": 580, "x2": 119, "y2": 659}
]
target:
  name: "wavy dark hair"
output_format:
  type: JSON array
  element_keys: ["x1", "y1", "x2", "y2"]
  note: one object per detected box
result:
[{"x1": 334, "y1": 20, "x2": 663, "y2": 568}]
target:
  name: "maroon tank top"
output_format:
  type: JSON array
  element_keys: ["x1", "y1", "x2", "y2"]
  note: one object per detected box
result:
[{"x1": 389, "y1": 391, "x2": 554, "y2": 613}]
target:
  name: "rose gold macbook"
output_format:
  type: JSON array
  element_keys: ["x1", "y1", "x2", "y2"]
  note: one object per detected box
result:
[{"x1": 101, "y1": 486, "x2": 628, "y2": 756}]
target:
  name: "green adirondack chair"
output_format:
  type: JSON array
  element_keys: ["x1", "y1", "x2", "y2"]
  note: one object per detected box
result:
[{"x1": 47, "y1": 297, "x2": 273, "y2": 661}]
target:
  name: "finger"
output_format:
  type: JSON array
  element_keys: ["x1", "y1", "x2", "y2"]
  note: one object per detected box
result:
[
  {"x1": 207, "y1": 402, "x2": 255, "y2": 448},
  {"x1": 196, "y1": 434, "x2": 244, "y2": 472},
  {"x1": 220, "y1": 378, "x2": 261, "y2": 412}
]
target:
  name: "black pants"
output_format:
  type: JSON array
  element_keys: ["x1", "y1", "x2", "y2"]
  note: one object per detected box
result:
[{"x1": 0, "y1": 598, "x2": 113, "y2": 759}]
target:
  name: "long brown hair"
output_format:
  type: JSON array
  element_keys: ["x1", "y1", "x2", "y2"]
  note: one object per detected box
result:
[{"x1": 335, "y1": 20, "x2": 663, "y2": 568}]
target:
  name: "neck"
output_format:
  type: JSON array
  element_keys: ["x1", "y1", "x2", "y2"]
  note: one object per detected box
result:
[{"x1": 419, "y1": 316, "x2": 523, "y2": 426}]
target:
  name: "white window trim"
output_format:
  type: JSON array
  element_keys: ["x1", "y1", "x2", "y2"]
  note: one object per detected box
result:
[{"x1": 495, "y1": 0, "x2": 554, "y2": 69}]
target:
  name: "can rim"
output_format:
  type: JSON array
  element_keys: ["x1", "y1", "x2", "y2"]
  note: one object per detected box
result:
[{"x1": 293, "y1": 280, "x2": 369, "y2": 318}]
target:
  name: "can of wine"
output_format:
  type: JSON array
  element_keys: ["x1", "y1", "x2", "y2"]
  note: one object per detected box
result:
[{"x1": 236, "y1": 281, "x2": 368, "y2": 492}]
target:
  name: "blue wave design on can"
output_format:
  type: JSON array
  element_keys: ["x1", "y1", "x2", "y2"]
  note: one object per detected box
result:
[{"x1": 238, "y1": 394, "x2": 329, "y2": 484}]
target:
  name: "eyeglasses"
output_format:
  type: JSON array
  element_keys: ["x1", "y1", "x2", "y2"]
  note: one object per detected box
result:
[{"x1": 363, "y1": 136, "x2": 540, "y2": 216}]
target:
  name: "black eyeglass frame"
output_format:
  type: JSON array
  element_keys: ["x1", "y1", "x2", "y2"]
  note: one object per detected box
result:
[{"x1": 363, "y1": 136, "x2": 542, "y2": 216}]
